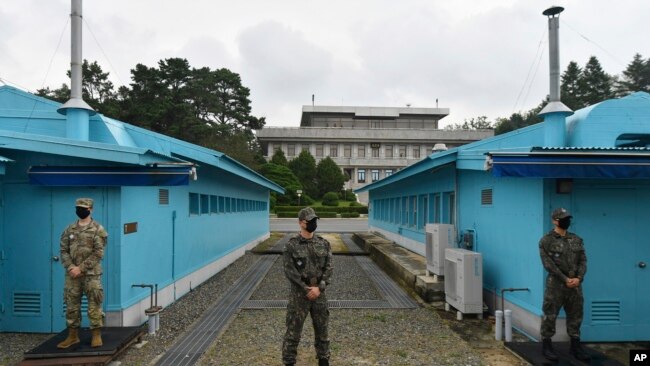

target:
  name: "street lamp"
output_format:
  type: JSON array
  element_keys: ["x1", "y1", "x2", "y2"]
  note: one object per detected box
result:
[{"x1": 297, "y1": 190, "x2": 302, "y2": 206}]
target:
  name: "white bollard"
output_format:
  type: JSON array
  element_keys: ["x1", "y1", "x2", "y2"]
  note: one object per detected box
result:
[
  {"x1": 495, "y1": 310, "x2": 503, "y2": 341},
  {"x1": 154, "y1": 312, "x2": 160, "y2": 332},
  {"x1": 504, "y1": 309, "x2": 512, "y2": 342},
  {"x1": 147, "y1": 313, "x2": 156, "y2": 335}
]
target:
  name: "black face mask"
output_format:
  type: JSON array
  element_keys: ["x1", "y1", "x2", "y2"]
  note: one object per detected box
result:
[
  {"x1": 557, "y1": 217, "x2": 571, "y2": 230},
  {"x1": 76, "y1": 207, "x2": 91, "y2": 219},
  {"x1": 306, "y1": 219, "x2": 318, "y2": 233}
]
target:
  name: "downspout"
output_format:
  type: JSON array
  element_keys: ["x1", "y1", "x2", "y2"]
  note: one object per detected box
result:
[
  {"x1": 57, "y1": 0, "x2": 95, "y2": 140},
  {"x1": 171, "y1": 210, "x2": 177, "y2": 299},
  {"x1": 538, "y1": 6, "x2": 573, "y2": 147}
]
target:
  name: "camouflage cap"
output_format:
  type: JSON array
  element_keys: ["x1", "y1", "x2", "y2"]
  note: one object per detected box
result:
[
  {"x1": 75, "y1": 198, "x2": 94, "y2": 208},
  {"x1": 551, "y1": 207, "x2": 571, "y2": 220},
  {"x1": 298, "y1": 207, "x2": 319, "y2": 221}
]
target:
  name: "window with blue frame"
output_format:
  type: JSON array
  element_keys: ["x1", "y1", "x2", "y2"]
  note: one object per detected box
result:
[
  {"x1": 401, "y1": 196, "x2": 408, "y2": 225},
  {"x1": 189, "y1": 193, "x2": 199, "y2": 215},
  {"x1": 433, "y1": 193, "x2": 441, "y2": 223},
  {"x1": 210, "y1": 195, "x2": 219, "y2": 214},
  {"x1": 410, "y1": 195, "x2": 417, "y2": 227},
  {"x1": 200, "y1": 194, "x2": 210, "y2": 214}
]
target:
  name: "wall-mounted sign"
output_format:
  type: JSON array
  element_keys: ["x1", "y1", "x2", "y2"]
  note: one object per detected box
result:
[
  {"x1": 124, "y1": 222, "x2": 138, "y2": 234},
  {"x1": 370, "y1": 143, "x2": 381, "y2": 148}
]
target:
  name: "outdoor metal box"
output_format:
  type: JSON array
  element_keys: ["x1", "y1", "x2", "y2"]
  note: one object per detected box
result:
[
  {"x1": 425, "y1": 223, "x2": 456, "y2": 276},
  {"x1": 444, "y1": 248, "x2": 483, "y2": 314}
]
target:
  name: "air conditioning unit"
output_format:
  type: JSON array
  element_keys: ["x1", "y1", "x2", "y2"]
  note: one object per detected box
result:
[
  {"x1": 444, "y1": 248, "x2": 483, "y2": 319},
  {"x1": 425, "y1": 223, "x2": 456, "y2": 276}
]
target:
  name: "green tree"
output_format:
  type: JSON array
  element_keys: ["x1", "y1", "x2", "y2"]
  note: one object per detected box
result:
[
  {"x1": 444, "y1": 116, "x2": 493, "y2": 130},
  {"x1": 36, "y1": 60, "x2": 119, "y2": 116},
  {"x1": 560, "y1": 61, "x2": 586, "y2": 110},
  {"x1": 581, "y1": 56, "x2": 614, "y2": 106},
  {"x1": 289, "y1": 150, "x2": 318, "y2": 198},
  {"x1": 315, "y1": 157, "x2": 346, "y2": 197},
  {"x1": 494, "y1": 100, "x2": 545, "y2": 135},
  {"x1": 259, "y1": 163, "x2": 302, "y2": 205},
  {"x1": 616, "y1": 53, "x2": 650, "y2": 95},
  {"x1": 270, "y1": 149, "x2": 289, "y2": 166}
]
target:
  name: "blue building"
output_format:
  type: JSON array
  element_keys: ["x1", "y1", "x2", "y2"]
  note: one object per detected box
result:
[
  {"x1": 0, "y1": 85, "x2": 283, "y2": 332},
  {"x1": 356, "y1": 92, "x2": 650, "y2": 342}
]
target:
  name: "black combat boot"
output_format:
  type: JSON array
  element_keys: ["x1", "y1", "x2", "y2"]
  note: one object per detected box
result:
[
  {"x1": 318, "y1": 358, "x2": 329, "y2": 366},
  {"x1": 542, "y1": 338, "x2": 559, "y2": 361},
  {"x1": 570, "y1": 337, "x2": 591, "y2": 362}
]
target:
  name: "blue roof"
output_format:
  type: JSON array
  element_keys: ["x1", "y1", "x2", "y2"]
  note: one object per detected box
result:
[
  {"x1": 0, "y1": 85, "x2": 284, "y2": 193},
  {"x1": 356, "y1": 92, "x2": 650, "y2": 193}
]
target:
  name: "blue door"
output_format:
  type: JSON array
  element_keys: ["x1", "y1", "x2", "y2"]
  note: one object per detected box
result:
[
  {"x1": 1, "y1": 184, "x2": 53, "y2": 332},
  {"x1": 574, "y1": 187, "x2": 650, "y2": 341},
  {"x1": 0, "y1": 184, "x2": 108, "y2": 332}
]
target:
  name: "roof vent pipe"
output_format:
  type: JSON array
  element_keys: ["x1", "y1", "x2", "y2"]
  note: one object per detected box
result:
[
  {"x1": 57, "y1": 0, "x2": 95, "y2": 141},
  {"x1": 538, "y1": 6, "x2": 572, "y2": 147}
]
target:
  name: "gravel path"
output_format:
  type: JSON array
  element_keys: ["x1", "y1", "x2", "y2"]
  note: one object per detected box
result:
[{"x1": 250, "y1": 255, "x2": 383, "y2": 301}]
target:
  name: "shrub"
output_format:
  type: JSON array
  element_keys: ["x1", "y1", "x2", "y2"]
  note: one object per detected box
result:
[
  {"x1": 349, "y1": 201, "x2": 362, "y2": 207},
  {"x1": 316, "y1": 211, "x2": 338, "y2": 218},
  {"x1": 322, "y1": 192, "x2": 340, "y2": 206},
  {"x1": 340, "y1": 212, "x2": 360, "y2": 218},
  {"x1": 277, "y1": 211, "x2": 300, "y2": 218}
]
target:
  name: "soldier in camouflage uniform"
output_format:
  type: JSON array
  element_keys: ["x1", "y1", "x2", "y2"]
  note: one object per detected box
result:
[
  {"x1": 538, "y1": 207, "x2": 590, "y2": 362},
  {"x1": 282, "y1": 207, "x2": 333, "y2": 366},
  {"x1": 57, "y1": 198, "x2": 108, "y2": 349}
]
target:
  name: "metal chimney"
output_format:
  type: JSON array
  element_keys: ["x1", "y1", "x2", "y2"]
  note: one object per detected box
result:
[
  {"x1": 538, "y1": 6, "x2": 572, "y2": 147},
  {"x1": 57, "y1": 0, "x2": 95, "y2": 141}
]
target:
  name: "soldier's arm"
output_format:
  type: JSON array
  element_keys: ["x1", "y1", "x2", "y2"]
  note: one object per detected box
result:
[
  {"x1": 60, "y1": 227, "x2": 74, "y2": 270},
  {"x1": 576, "y1": 237, "x2": 587, "y2": 281},
  {"x1": 319, "y1": 240, "x2": 333, "y2": 291},
  {"x1": 80, "y1": 226, "x2": 107, "y2": 274},
  {"x1": 283, "y1": 243, "x2": 308, "y2": 295},
  {"x1": 539, "y1": 237, "x2": 568, "y2": 282}
]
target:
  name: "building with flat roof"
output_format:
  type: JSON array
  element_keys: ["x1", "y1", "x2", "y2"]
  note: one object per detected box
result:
[{"x1": 256, "y1": 105, "x2": 493, "y2": 202}]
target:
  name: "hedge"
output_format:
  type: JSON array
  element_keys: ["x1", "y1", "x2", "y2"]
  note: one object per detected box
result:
[
  {"x1": 275, "y1": 206, "x2": 368, "y2": 214},
  {"x1": 276, "y1": 211, "x2": 341, "y2": 218},
  {"x1": 317, "y1": 212, "x2": 338, "y2": 218},
  {"x1": 340, "y1": 212, "x2": 360, "y2": 218},
  {"x1": 277, "y1": 211, "x2": 300, "y2": 218}
]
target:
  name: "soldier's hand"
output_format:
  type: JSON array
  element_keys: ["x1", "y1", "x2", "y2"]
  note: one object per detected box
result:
[
  {"x1": 69, "y1": 266, "x2": 82, "y2": 278},
  {"x1": 566, "y1": 278, "x2": 580, "y2": 288},
  {"x1": 306, "y1": 286, "x2": 321, "y2": 301}
]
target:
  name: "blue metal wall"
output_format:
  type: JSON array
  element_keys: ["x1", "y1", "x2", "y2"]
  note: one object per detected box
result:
[
  {"x1": 368, "y1": 165, "x2": 456, "y2": 246},
  {"x1": 457, "y1": 170, "x2": 545, "y2": 315}
]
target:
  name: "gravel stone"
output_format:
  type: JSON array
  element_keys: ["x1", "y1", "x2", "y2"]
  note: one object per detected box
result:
[{"x1": 250, "y1": 255, "x2": 382, "y2": 301}]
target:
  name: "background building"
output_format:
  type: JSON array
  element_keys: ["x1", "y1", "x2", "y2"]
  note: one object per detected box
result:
[{"x1": 256, "y1": 105, "x2": 493, "y2": 202}]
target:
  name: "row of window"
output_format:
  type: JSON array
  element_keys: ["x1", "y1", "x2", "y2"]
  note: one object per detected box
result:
[
  {"x1": 357, "y1": 168, "x2": 394, "y2": 183},
  {"x1": 371, "y1": 192, "x2": 456, "y2": 229},
  {"x1": 189, "y1": 193, "x2": 267, "y2": 216},
  {"x1": 280, "y1": 143, "x2": 425, "y2": 159}
]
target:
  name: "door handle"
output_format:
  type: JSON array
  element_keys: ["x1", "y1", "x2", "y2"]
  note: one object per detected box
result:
[
  {"x1": 52, "y1": 256, "x2": 60, "y2": 262},
  {"x1": 640, "y1": 261, "x2": 647, "y2": 269}
]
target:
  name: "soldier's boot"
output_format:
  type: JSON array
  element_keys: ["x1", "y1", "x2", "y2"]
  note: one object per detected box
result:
[
  {"x1": 542, "y1": 338, "x2": 558, "y2": 362},
  {"x1": 57, "y1": 328, "x2": 80, "y2": 349},
  {"x1": 318, "y1": 358, "x2": 329, "y2": 366},
  {"x1": 570, "y1": 337, "x2": 590, "y2": 362},
  {"x1": 91, "y1": 328, "x2": 103, "y2": 348},
  {"x1": 284, "y1": 364, "x2": 294, "y2": 366}
]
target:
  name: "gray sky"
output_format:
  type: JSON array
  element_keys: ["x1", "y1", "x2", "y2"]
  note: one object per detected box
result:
[{"x1": 1, "y1": 0, "x2": 648, "y2": 128}]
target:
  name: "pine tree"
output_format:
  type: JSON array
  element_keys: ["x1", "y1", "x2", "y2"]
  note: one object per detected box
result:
[
  {"x1": 616, "y1": 53, "x2": 650, "y2": 95},
  {"x1": 581, "y1": 56, "x2": 614, "y2": 106},
  {"x1": 316, "y1": 157, "x2": 346, "y2": 197},
  {"x1": 560, "y1": 61, "x2": 585, "y2": 110},
  {"x1": 288, "y1": 150, "x2": 318, "y2": 198}
]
